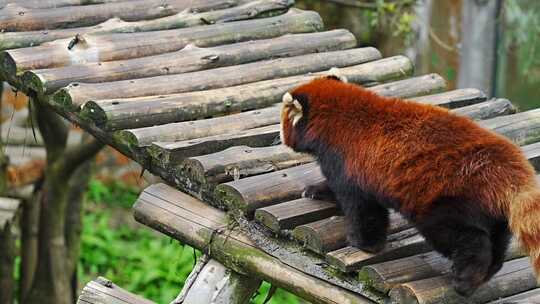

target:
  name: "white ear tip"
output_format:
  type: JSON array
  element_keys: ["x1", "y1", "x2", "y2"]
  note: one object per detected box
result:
[
  {"x1": 328, "y1": 67, "x2": 348, "y2": 83},
  {"x1": 282, "y1": 92, "x2": 293, "y2": 104}
]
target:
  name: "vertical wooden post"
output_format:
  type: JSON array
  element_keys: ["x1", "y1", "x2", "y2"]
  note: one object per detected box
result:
[
  {"x1": 172, "y1": 256, "x2": 261, "y2": 304},
  {"x1": 457, "y1": 0, "x2": 502, "y2": 96},
  {"x1": 0, "y1": 198, "x2": 20, "y2": 304}
]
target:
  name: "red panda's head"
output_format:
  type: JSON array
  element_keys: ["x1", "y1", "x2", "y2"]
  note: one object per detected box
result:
[{"x1": 280, "y1": 69, "x2": 348, "y2": 152}]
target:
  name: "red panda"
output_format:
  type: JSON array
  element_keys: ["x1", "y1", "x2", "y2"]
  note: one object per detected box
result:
[{"x1": 280, "y1": 73, "x2": 540, "y2": 296}]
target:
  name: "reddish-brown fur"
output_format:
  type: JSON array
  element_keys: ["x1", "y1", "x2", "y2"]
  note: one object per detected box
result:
[{"x1": 281, "y1": 77, "x2": 540, "y2": 283}]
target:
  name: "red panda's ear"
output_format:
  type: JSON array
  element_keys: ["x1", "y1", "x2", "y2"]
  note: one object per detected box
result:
[
  {"x1": 282, "y1": 92, "x2": 303, "y2": 126},
  {"x1": 325, "y1": 67, "x2": 348, "y2": 83}
]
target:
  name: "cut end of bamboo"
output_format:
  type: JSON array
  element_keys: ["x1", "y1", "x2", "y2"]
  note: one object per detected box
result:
[
  {"x1": 51, "y1": 85, "x2": 78, "y2": 111},
  {"x1": 214, "y1": 183, "x2": 248, "y2": 214},
  {"x1": 80, "y1": 100, "x2": 108, "y2": 127},
  {"x1": 21, "y1": 70, "x2": 46, "y2": 95},
  {"x1": 112, "y1": 130, "x2": 141, "y2": 153},
  {"x1": 388, "y1": 284, "x2": 421, "y2": 304}
]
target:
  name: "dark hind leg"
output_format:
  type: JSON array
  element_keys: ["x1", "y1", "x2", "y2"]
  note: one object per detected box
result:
[
  {"x1": 485, "y1": 221, "x2": 511, "y2": 280},
  {"x1": 336, "y1": 189, "x2": 389, "y2": 253},
  {"x1": 416, "y1": 199, "x2": 493, "y2": 297}
]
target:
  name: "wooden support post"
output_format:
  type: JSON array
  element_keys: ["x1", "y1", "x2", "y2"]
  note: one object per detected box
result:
[
  {"x1": 172, "y1": 257, "x2": 261, "y2": 304},
  {"x1": 0, "y1": 197, "x2": 21, "y2": 304}
]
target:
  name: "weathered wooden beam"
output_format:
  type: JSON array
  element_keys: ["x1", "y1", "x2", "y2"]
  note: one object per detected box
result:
[
  {"x1": 54, "y1": 48, "x2": 387, "y2": 110},
  {"x1": 326, "y1": 230, "x2": 429, "y2": 273},
  {"x1": 174, "y1": 258, "x2": 261, "y2": 304},
  {"x1": 360, "y1": 237, "x2": 523, "y2": 294},
  {"x1": 453, "y1": 98, "x2": 515, "y2": 121},
  {"x1": 487, "y1": 288, "x2": 540, "y2": 304},
  {"x1": 480, "y1": 108, "x2": 540, "y2": 145},
  {"x1": 369, "y1": 73, "x2": 446, "y2": 98},
  {"x1": 148, "y1": 125, "x2": 282, "y2": 170},
  {"x1": 1, "y1": 125, "x2": 43, "y2": 146},
  {"x1": 293, "y1": 216, "x2": 347, "y2": 254},
  {"x1": 388, "y1": 257, "x2": 536, "y2": 304},
  {"x1": 25, "y1": 28, "x2": 354, "y2": 95},
  {"x1": 255, "y1": 198, "x2": 338, "y2": 233},
  {"x1": 0, "y1": 0, "x2": 294, "y2": 50},
  {"x1": 1, "y1": 9, "x2": 323, "y2": 81},
  {"x1": 177, "y1": 145, "x2": 313, "y2": 199},
  {"x1": 0, "y1": 0, "x2": 239, "y2": 31},
  {"x1": 123, "y1": 104, "x2": 283, "y2": 148},
  {"x1": 80, "y1": 54, "x2": 416, "y2": 131},
  {"x1": 410, "y1": 88, "x2": 486, "y2": 108},
  {"x1": 523, "y1": 142, "x2": 540, "y2": 170},
  {"x1": 1, "y1": 0, "x2": 126, "y2": 9},
  {"x1": 133, "y1": 183, "x2": 374, "y2": 304},
  {"x1": 77, "y1": 277, "x2": 155, "y2": 304},
  {"x1": 215, "y1": 162, "x2": 324, "y2": 214}
]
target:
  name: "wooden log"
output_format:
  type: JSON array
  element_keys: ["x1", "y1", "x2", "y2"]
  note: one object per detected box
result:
[
  {"x1": 410, "y1": 88, "x2": 486, "y2": 108},
  {"x1": 360, "y1": 237, "x2": 523, "y2": 293},
  {"x1": 80, "y1": 54, "x2": 416, "y2": 131},
  {"x1": 215, "y1": 162, "x2": 324, "y2": 214},
  {"x1": 77, "y1": 277, "x2": 155, "y2": 304},
  {"x1": 122, "y1": 104, "x2": 283, "y2": 148},
  {"x1": 480, "y1": 108, "x2": 540, "y2": 145},
  {"x1": 177, "y1": 145, "x2": 313, "y2": 198},
  {"x1": 388, "y1": 257, "x2": 537, "y2": 304},
  {"x1": 326, "y1": 229, "x2": 429, "y2": 273},
  {"x1": 0, "y1": 0, "x2": 239, "y2": 31},
  {"x1": 25, "y1": 28, "x2": 354, "y2": 94},
  {"x1": 53, "y1": 48, "x2": 387, "y2": 109},
  {"x1": 133, "y1": 183, "x2": 374, "y2": 304},
  {"x1": 0, "y1": 0, "x2": 126, "y2": 9},
  {"x1": 487, "y1": 288, "x2": 540, "y2": 304},
  {"x1": 0, "y1": 9, "x2": 323, "y2": 80},
  {"x1": 175, "y1": 259, "x2": 261, "y2": 304},
  {"x1": 523, "y1": 142, "x2": 540, "y2": 170},
  {"x1": 369, "y1": 73, "x2": 446, "y2": 98},
  {"x1": 0, "y1": 197, "x2": 20, "y2": 304},
  {"x1": 293, "y1": 216, "x2": 347, "y2": 254},
  {"x1": 255, "y1": 198, "x2": 338, "y2": 233},
  {"x1": 0, "y1": 0, "x2": 294, "y2": 50},
  {"x1": 147, "y1": 124, "x2": 282, "y2": 169},
  {"x1": 453, "y1": 98, "x2": 516, "y2": 121}
]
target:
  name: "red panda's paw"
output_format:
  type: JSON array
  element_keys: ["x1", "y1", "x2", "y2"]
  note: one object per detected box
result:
[
  {"x1": 302, "y1": 183, "x2": 336, "y2": 202},
  {"x1": 347, "y1": 234, "x2": 386, "y2": 254},
  {"x1": 451, "y1": 264, "x2": 489, "y2": 297}
]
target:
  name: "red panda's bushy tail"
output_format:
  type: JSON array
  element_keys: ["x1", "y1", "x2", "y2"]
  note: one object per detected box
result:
[{"x1": 509, "y1": 186, "x2": 540, "y2": 281}]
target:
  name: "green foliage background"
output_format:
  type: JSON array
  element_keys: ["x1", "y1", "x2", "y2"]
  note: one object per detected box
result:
[{"x1": 79, "y1": 179, "x2": 301, "y2": 304}]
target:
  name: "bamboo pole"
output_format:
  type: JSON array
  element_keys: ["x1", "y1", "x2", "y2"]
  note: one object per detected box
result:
[
  {"x1": 1, "y1": 0, "x2": 126, "y2": 9},
  {"x1": 0, "y1": 0, "x2": 294, "y2": 50}
]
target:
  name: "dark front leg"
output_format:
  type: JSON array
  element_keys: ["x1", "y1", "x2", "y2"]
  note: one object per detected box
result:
[
  {"x1": 337, "y1": 191, "x2": 389, "y2": 253},
  {"x1": 302, "y1": 180, "x2": 336, "y2": 201}
]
